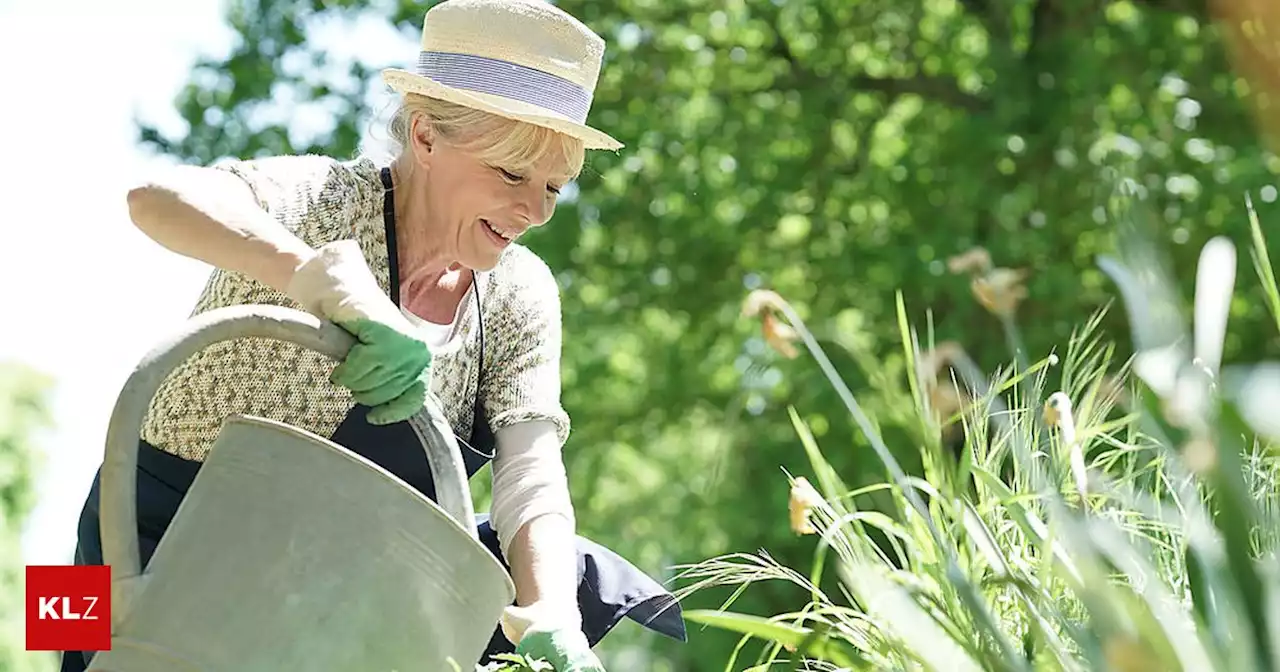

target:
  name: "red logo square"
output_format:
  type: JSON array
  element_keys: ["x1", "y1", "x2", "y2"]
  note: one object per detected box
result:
[{"x1": 25, "y1": 565, "x2": 111, "y2": 652}]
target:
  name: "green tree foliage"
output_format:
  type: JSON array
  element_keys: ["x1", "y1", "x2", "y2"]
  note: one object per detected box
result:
[
  {"x1": 137, "y1": 0, "x2": 1280, "y2": 666},
  {"x1": 0, "y1": 362, "x2": 56, "y2": 672}
]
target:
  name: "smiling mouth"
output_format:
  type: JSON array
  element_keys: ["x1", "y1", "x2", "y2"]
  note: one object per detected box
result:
[{"x1": 481, "y1": 218, "x2": 516, "y2": 243}]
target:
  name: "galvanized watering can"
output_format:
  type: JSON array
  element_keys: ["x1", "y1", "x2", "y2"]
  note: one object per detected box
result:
[{"x1": 87, "y1": 304, "x2": 516, "y2": 672}]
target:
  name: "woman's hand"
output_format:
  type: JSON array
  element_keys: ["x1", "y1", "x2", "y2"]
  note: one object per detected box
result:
[
  {"x1": 502, "y1": 604, "x2": 605, "y2": 671},
  {"x1": 287, "y1": 240, "x2": 432, "y2": 425}
]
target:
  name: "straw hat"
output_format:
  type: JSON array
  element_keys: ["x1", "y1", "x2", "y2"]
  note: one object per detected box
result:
[{"x1": 382, "y1": 0, "x2": 623, "y2": 151}]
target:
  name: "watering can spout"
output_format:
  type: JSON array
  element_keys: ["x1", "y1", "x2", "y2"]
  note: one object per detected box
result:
[{"x1": 88, "y1": 305, "x2": 515, "y2": 672}]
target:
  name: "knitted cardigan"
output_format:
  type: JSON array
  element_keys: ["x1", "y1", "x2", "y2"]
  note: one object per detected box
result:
[{"x1": 139, "y1": 154, "x2": 571, "y2": 461}]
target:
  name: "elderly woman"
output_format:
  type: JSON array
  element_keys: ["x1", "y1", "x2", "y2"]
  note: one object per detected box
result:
[{"x1": 59, "y1": 1, "x2": 684, "y2": 670}]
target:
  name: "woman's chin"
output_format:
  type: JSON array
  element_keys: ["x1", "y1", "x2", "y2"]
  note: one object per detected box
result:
[{"x1": 461, "y1": 249, "x2": 503, "y2": 272}]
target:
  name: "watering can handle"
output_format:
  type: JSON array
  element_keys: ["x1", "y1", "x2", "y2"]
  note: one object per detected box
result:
[{"x1": 98, "y1": 304, "x2": 479, "y2": 598}]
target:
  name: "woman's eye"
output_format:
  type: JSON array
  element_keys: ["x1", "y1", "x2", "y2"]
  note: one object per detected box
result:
[{"x1": 496, "y1": 166, "x2": 559, "y2": 195}]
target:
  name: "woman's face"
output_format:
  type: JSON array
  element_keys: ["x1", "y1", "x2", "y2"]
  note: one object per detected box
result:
[{"x1": 409, "y1": 121, "x2": 571, "y2": 273}]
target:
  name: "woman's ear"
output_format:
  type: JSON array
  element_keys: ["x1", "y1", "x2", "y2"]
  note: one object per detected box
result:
[{"x1": 408, "y1": 114, "x2": 436, "y2": 170}]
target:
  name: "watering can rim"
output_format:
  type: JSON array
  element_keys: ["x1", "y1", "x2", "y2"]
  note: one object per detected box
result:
[{"x1": 97, "y1": 304, "x2": 498, "y2": 633}]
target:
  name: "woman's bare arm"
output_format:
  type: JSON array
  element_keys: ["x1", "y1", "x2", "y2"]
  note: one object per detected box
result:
[{"x1": 126, "y1": 166, "x2": 316, "y2": 293}]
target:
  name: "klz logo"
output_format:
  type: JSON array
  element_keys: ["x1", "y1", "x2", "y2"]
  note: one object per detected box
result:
[
  {"x1": 38, "y1": 596, "x2": 101, "y2": 620},
  {"x1": 26, "y1": 565, "x2": 111, "y2": 652}
]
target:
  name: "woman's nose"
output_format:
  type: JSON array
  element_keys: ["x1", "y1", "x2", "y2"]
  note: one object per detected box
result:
[{"x1": 517, "y1": 184, "x2": 554, "y2": 227}]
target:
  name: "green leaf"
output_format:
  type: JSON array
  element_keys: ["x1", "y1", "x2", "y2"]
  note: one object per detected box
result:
[{"x1": 682, "y1": 609, "x2": 866, "y2": 668}]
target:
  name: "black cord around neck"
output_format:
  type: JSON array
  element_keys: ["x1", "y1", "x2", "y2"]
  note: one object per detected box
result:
[{"x1": 380, "y1": 166, "x2": 494, "y2": 461}]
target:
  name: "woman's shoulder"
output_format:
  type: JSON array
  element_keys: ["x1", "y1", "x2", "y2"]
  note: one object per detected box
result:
[
  {"x1": 210, "y1": 152, "x2": 380, "y2": 182},
  {"x1": 486, "y1": 244, "x2": 561, "y2": 305},
  {"x1": 211, "y1": 153, "x2": 384, "y2": 214},
  {"x1": 474, "y1": 246, "x2": 564, "y2": 353}
]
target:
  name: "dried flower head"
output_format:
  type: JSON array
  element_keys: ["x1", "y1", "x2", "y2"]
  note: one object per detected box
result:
[
  {"x1": 742, "y1": 289, "x2": 801, "y2": 359},
  {"x1": 762, "y1": 312, "x2": 800, "y2": 359},
  {"x1": 741, "y1": 289, "x2": 789, "y2": 319},
  {"x1": 929, "y1": 382, "x2": 970, "y2": 442},
  {"x1": 789, "y1": 476, "x2": 824, "y2": 535},
  {"x1": 917, "y1": 341, "x2": 967, "y2": 381},
  {"x1": 971, "y1": 267, "x2": 1030, "y2": 318},
  {"x1": 1046, "y1": 391, "x2": 1088, "y2": 502},
  {"x1": 916, "y1": 342, "x2": 971, "y2": 437},
  {"x1": 929, "y1": 381, "x2": 967, "y2": 421},
  {"x1": 947, "y1": 247, "x2": 994, "y2": 275},
  {"x1": 1043, "y1": 391, "x2": 1073, "y2": 428}
]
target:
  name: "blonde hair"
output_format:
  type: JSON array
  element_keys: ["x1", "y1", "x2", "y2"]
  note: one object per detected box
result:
[{"x1": 388, "y1": 93, "x2": 585, "y2": 181}]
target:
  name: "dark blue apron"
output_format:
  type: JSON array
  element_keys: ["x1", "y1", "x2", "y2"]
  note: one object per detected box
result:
[{"x1": 58, "y1": 168, "x2": 684, "y2": 670}]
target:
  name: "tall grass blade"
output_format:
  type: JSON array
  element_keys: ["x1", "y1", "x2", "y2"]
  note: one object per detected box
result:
[
  {"x1": 681, "y1": 609, "x2": 866, "y2": 669},
  {"x1": 837, "y1": 560, "x2": 985, "y2": 672},
  {"x1": 1245, "y1": 193, "x2": 1280, "y2": 334}
]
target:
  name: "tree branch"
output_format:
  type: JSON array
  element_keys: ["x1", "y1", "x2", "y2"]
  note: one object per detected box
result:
[
  {"x1": 770, "y1": 32, "x2": 988, "y2": 112},
  {"x1": 958, "y1": 0, "x2": 1010, "y2": 41},
  {"x1": 1027, "y1": 0, "x2": 1056, "y2": 59},
  {"x1": 1131, "y1": 0, "x2": 1208, "y2": 20},
  {"x1": 848, "y1": 74, "x2": 988, "y2": 112},
  {"x1": 769, "y1": 34, "x2": 798, "y2": 71}
]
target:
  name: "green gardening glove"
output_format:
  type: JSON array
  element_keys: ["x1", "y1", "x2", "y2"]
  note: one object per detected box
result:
[
  {"x1": 287, "y1": 240, "x2": 432, "y2": 425},
  {"x1": 328, "y1": 318, "x2": 432, "y2": 425},
  {"x1": 515, "y1": 629, "x2": 605, "y2": 672},
  {"x1": 503, "y1": 605, "x2": 605, "y2": 672}
]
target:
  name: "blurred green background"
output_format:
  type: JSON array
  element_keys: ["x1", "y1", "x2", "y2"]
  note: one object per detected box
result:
[{"x1": 7, "y1": 0, "x2": 1280, "y2": 669}]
